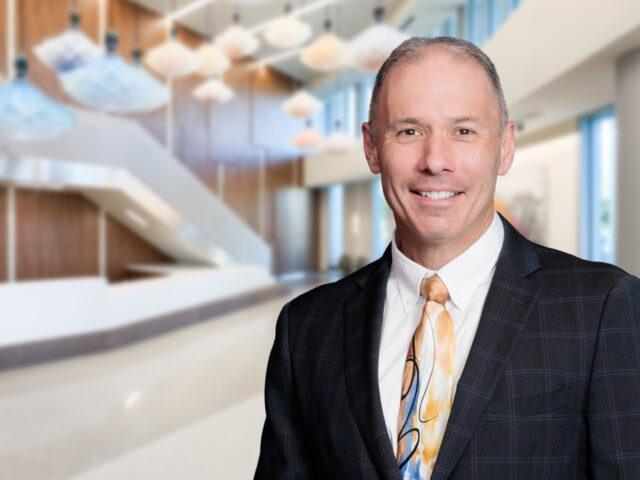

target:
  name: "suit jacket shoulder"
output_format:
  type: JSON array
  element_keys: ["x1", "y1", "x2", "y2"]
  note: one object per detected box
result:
[{"x1": 284, "y1": 255, "x2": 389, "y2": 345}]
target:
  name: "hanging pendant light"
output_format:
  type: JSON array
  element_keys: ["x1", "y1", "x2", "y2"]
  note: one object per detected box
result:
[
  {"x1": 0, "y1": 56, "x2": 75, "y2": 142},
  {"x1": 193, "y1": 78, "x2": 234, "y2": 103},
  {"x1": 300, "y1": 19, "x2": 345, "y2": 72},
  {"x1": 282, "y1": 89, "x2": 322, "y2": 119},
  {"x1": 128, "y1": 47, "x2": 172, "y2": 112},
  {"x1": 215, "y1": 14, "x2": 259, "y2": 60},
  {"x1": 145, "y1": 26, "x2": 199, "y2": 79},
  {"x1": 292, "y1": 119, "x2": 322, "y2": 150},
  {"x1": 345, "y1": 6, "x2": 408, "y2": 72},
  {"x1": 195, "y1": 42, "x2": 231, "y2": 78},
  {"x1": 320, "y1": 120, "x2": 357, "y2": 154},
  {"x1": 34, "y1": 10, "x2": 101, "y2": 73},
  {"x1": 196, "y1": 3, "x2": 231, "y2": 78},
  {"x1": 61, "y1": 33, "x2": 170, "y2": 113},
  {"x1": 263, "y1": 4, "x2": 312, "y2": 50}
]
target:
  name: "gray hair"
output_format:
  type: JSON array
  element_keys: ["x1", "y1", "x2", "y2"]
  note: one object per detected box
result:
[{"x1": 367, "y1": 36, "x2": 509, "y2": 139}]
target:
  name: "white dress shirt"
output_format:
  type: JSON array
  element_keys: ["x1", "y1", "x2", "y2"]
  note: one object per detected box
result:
[{"x1": 378, "y1": 212, "x2": 504, "y2": 455}]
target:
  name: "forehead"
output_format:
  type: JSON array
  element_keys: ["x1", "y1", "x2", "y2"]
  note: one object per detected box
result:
[{"x1": 379, "y1": 48, "x2": 500, "y2": 123}]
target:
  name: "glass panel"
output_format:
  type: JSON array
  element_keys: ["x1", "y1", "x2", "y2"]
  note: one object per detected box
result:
[
  {"x1": 327, "y1": 183, "x2": 344, "y2": 267},
  {"x1": 580, "y1": 108, "x2": 617, "y2": 263},
  {"x1": 344, "y1": 86, "x2": 357, "y2": 137},
  {"x1": 488, "y1": 0, "x2": 505, "y2": 36},
  {"x1": 360, "y1": 78, "x2": 374, "y2": 126},
  {"x1": 371, "y1": 177, "x2": 394, "y2": 259},
  {"x1": 595, "y1": 113, "x2": 617, "y2": 263}
]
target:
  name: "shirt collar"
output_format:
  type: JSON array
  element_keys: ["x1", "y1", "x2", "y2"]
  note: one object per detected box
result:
[{"x1": 390, "y1": 212, "x2": 504, "y2": 313}]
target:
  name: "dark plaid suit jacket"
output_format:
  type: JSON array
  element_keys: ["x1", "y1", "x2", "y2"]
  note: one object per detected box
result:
[{"x1": 255, "y1": 216, "x2": 640, "y2": 479}]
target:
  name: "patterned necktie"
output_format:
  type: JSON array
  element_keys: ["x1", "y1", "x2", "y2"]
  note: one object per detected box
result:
[{"x1": 396, "y1": 275, "x2": 455, "y2": 479}]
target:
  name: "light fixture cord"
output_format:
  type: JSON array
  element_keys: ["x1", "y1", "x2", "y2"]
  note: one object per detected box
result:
[
  {"x1": 134, "y1": 4, "x2": 140, "y2": 47},
  {"x1": 18, "y1": 0, "x2": 25, "y2": 56}
]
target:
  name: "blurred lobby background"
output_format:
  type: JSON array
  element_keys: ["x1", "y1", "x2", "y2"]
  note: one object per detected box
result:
[{"x1": 1, "y1": 0, "x2": 640, "y2": 478}]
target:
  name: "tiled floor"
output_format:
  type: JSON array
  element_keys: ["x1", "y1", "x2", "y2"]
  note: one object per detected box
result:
[{"x1": 0, "y1": 292, "x2": 301, "y2": 479}]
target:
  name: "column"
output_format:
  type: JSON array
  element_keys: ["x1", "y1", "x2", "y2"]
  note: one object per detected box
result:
[{"x1": 616, "y1": 49, "x2": 640, "y2": 276}]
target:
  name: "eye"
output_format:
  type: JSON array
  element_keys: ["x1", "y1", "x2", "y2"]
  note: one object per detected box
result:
[
  {"x1": 398, "y1": 128, "x2": 418, "y2": 136},
  {"x1": 456, "y1": 127, "x2": 474, "y2": 135}
]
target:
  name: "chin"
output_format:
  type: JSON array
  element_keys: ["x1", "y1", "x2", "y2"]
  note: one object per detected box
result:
[{"x1": 413, "y1": 224, "x2": 460, "y2": 245}]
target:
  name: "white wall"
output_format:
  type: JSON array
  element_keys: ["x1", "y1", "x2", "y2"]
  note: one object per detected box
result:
[
  {"x1": 303, "y1": 146, "x2": 372, "y2": 188},
  {"x1": 616, "y1": 49, "x2": 640, "y2": 276},
  {"x1": 486, "y1": 0, "x2": 640, "y2": 108},
  {"x1": 497, "y1": 129, "x2": 581, "y2": 255},
  {"x1": 342, "y1": 181, "x2": 374, "y2": 266}
]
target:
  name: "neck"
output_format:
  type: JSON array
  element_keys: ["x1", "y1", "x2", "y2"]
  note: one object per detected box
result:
[{"x1": 397, "y1": 211, "x2": 495, "y2": 270}]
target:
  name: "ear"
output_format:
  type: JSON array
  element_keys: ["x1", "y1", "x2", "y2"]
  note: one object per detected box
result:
[
  {"x1": 498, "y1": 121, "x2": 516, "y2": 176},
  {"x1": 362, "y1": 122, "x2": 381, "y2": 174}
]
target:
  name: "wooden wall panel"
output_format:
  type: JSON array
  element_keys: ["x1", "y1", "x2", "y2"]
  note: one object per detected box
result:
[
  {"x1": 106, "y1": 214, "x2": 171, "y2": 283},
  {"x1": 0, "y1": 187, "x2": 6, "y2": 282},
  {"x1": 10, "y1": 0, "x2": 309, "y2": 273},
  {"x1": 109, "y1": 0, "x2": 169, "y2": 145},
  {"x1": 16, "y1": 190, "x2": 99, "y2": 281},
  {"x1": 0, "y1": 0, "x2": 6, "y2": 77}
]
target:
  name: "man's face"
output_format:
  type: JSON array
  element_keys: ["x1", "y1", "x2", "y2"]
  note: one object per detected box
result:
[{"x1": 363, "y1": 48, "x2": 515, "y2": 256}]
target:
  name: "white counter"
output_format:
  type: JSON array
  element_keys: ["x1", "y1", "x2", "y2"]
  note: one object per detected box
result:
[{"x1": 0, "y1": 265, "x2": 275, "y2": 347}]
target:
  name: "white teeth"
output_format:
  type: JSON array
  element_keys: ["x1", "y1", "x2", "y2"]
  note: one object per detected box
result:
[{"x1": 419, "y1": 191, "x2": 456, "y2": 200}]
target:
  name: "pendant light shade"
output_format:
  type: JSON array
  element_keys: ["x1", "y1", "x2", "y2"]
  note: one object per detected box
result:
[
  {"x1": 62, "y1": 34, "x2": 170, "y2": 113},
  {"x1": 145, "y1": 27, "x2": 199, "y2": 79},
  {"x1": 215, "y1": 15, "x2": 259, "y2": 60},
  {"x1": 300, "y1": 24, "x2": 345, "y2": 72},
  {"x1": 320, "y1": 122, "x2": 357, "y2": 153},
  {"x1": 263, "y1": 9, "x2": 312, "y2": 49},
  {"x1": 292, "y1": 120, "x2": 322, "y2": 149},
  {"x1": 345, "y1": 7, "x2": 408, "y2": 73},
  {"x1": 34, "y1": 11, "x2": 101, "y2": 73},
  {"x1": 128, "y1": 48, "x2": 171, "y2": 112},
  {"x1": 282, "y1": 89, "x2": 322, "y2": 118},
  {"x1": 0, "y1": 57, "x2": 75, "y2": 142},
  {"x1": 195, "y1": 42, "x2": 231, "y2": 77},
  {"x1": 193, "y1": 78, "x2": 234, "y2": 103}
]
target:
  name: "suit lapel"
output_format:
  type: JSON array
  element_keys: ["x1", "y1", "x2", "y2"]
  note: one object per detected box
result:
[
  {"x1": 344, "y1": 248, "x2": 403, "y2": 480},
  {"x1": 431, "y1": 217, "x2": 542, "y2": 480}
]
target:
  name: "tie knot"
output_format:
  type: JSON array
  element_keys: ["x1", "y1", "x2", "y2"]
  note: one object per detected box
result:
[{"x1": 420, "y1": 275, "x2": 449, "y2": 305}]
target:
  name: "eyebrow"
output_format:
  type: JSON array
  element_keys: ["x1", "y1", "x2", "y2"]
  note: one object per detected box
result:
[
  {"x1": 387, "y1": 116, "x2": 484, "y2": 129},
  {"x1": 387, "y1": 117, "x2": 423, "y2": 129},
  {"x1": 451, "y1": 116, "x2": 482, "y2": 124}
]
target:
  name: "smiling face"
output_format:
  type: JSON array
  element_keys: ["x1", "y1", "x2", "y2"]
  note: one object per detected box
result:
[{"x1": 362, "y1": 47, "x2": 515, "y2": 268}]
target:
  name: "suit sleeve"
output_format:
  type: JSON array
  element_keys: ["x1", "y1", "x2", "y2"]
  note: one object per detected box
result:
[
  {"x1": 254, "y1": 302, "x2": 314, "y2": 479},
  {"x1": 588, "y1": 274, "x2": 640, "y2": 478}
]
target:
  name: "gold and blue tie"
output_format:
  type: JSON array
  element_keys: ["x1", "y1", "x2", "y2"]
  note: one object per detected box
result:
[{"x1": 397, "y1": 275, "x2": 455, "y2": 479}]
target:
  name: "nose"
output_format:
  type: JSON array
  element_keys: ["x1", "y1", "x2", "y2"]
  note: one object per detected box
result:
[{"x1": 417, "y1": 131, "x2": 454, "y2": 175}]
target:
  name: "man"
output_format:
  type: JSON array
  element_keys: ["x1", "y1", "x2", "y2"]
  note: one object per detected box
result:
[{"x1": 255, "y1": 36, "x2": 640, "y2": 479}]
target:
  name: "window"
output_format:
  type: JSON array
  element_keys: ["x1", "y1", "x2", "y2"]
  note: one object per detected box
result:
[
  {"x1": 325, "y1": 92, "x2": 342, "y2": 134},
  {"x1": 580, "y1": 108, "x2": 617, "y2": 263},
  {"x1": 344, "y1": 85, "x2": 357, "y2": 137},
  {"x1": 465, "y1": 0, "x2": 487, "y2": 45},
  {"x1": 324, "y1": 87, "x2": 358, "y2": 135},
  {"x1": 357, "y1": 78, "x2": 374, "y2": 129},
  {"x1": 430, "y1": 11, "x2": 459, "y2": 38},
  {"x1": 507, "y1": 0, "x2": 523, "y2": 13},
  {"x1": 327, "y1": 183, "x2": 344, "y2": 267},
  {"x1": 371, "y1": 177, "x2": 394, "y2": 258},
  {"x1": 462, "y1": 0, "x2": 522, "y2": 44},
  {"x1": 487, "y1": 0, "x2": 505, "y2": 37}
]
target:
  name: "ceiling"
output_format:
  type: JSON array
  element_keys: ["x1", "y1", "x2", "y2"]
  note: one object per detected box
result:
[{"x1": 127, "y1": 0, "x2": 464, "y2": 84}]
